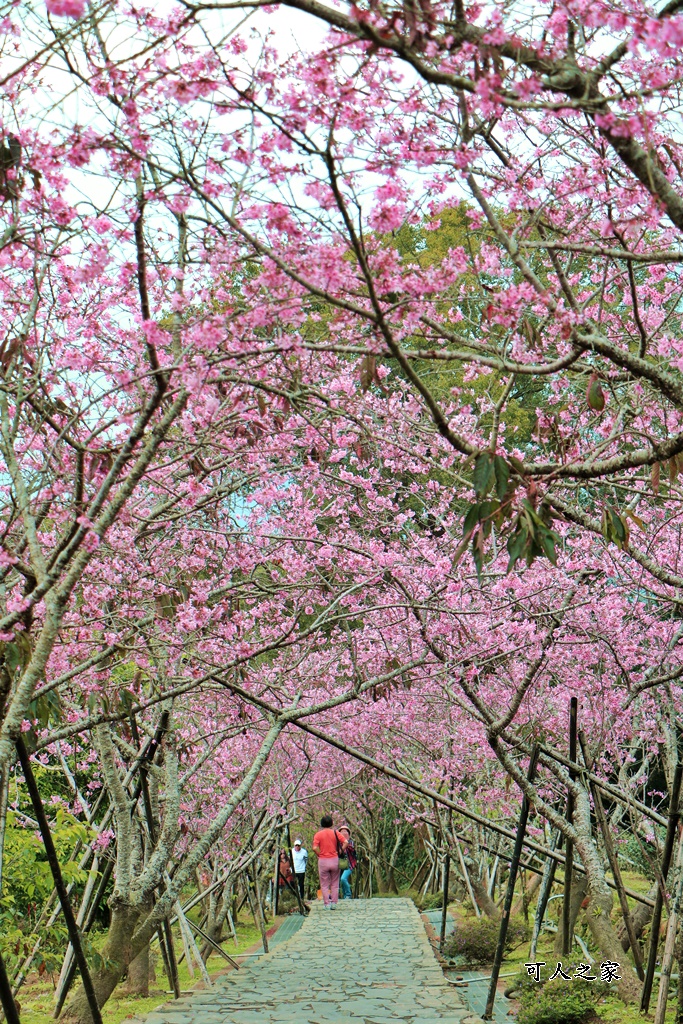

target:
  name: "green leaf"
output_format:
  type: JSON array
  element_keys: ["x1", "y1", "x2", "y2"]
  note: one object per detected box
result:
[
  {"x1": 462, "y1": 503, "x2": 481, "y2": 536},
  {"x1": 625, "y1": 509, "x2": 645, "y2": 530},
  {"x1": 493, "y1": 455, "x2": 510, "y2": 500},
  {"x1": 586, "y1": 374, "x2": 605, "y2": 412},
  {"x1": 600, "y1": 507, "x2": 609, "y2": 540},
  {"x1": 601, "y1": 506, "x2": 629, "y2": 550},
  {"x1": 538, "y1": 525, "x2": 559, "y2": 565},
  {"x1": 611, "y1": 511, "x2": 626, "y2": 544},
  {"x1": 472, "y1": 453, "x2": 495, "y2": 498},
  {"x1": 506, "y1": 526, "x2": 527, "y2": 572},
  {"x1": 472, "y1": 530, "x2": 485, "y2": 580}
]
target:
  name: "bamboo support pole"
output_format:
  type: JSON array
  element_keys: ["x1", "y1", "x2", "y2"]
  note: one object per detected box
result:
[
  {"x1": 16, "y1": 736, "x2": 103, "y2": 1024},
  {"x1": 244, "y1": 872, "x2": 268, "y2": 953},
  {"x1": 439, "y1": 852, "x2": 451, "y2": 951},
  {"x1": 529, "y1": 832, "x2": 559, "y2": 961},
  {"x1": 0, "y1": 949, "x2": 20, "y2": 1024},
  {"x1": 654, "y1": 833, "x2": 683, "y2": 1024},
  {"x1": 580, "y1": 732, "x2": 644, "y2": 979},
  {"x1": 181, "y1": 917, "x2": 241, "y2": 969},
  {"x1": 53, "y1": 853, "x2": 100, "y2": 1013},
  {"x1": 175, "y1": 898, "x2": 212, "y2": 988},
  {"x1": 561, "y1": 698, "x2": 577, "y2": 957},
  {"x1": 642, "y1": 761, "x2": 683, "y2": 1013},
  {"x1": 483, "y1": 747, "x2": 539, "y2": 1020},
  {"x1": 453, "y1": 832, "x2": 481, "y2": 918},
  {"x1": 273, "y1": 847, "x2": 280, "y2": 917}
]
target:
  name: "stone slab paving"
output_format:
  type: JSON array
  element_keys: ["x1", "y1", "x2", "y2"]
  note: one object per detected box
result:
[
  {"x1": 422, "y1": 910, "x2": 512, "y2": 1023},
  {"x1": 423, "y1": 908, "x2": 456, "y2": 937},
  {"x1": 241, "y1": 912, "x2": 305, "y2": 962},
  {"x1": 447, "y1": 973, "x2": 512, "y2": 1024},
  {"x1": 140, "y1": 898, "x2": 485, "y2": 1024}
]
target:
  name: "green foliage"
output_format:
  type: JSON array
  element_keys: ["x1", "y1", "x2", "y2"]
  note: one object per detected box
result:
[
  {"x1": 473, "y1": 453, "x2": 510, "y2": 502},
  {"x1": 515, "y1": 977, "x2": 601, "y2": 1024},
  {"x1": 461, "y1": 450, "x2": 561, "y2": 576},
  {"x1": 1, "y1": 800, "x2": 96, "y2": 976},
  {"x1": 410, "y1": 890, "x2": 444, "y2": 911},
  {"x1": 506, "y1": 501, "x2": 561, "y2": 572},
  {"x1": 442, "y1": 915, "x2": 528, "y2": 965},
  {"x1": 600, "y1": 505, "x2": 629, "y2": 551}
]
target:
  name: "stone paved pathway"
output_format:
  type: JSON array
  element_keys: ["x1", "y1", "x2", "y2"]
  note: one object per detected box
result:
[{"x1": 141, "y1": 898, "x2": 485, "y2": 1024}]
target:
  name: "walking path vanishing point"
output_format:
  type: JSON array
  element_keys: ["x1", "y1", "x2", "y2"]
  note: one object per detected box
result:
[{"x1": 138, "y1": 898, "x2": 488, "y2": 1024}]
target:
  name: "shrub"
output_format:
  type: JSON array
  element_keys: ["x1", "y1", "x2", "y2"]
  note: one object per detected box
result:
[
  {"x1": 515, "y1": 979, "x2": 599, "y2": 1024},
  {"x1": 421, "y1": 891, "x2": 444, "y2": 911},
  {"x1": 408, "y1": 890, "x2": 444, "y2": 911},
  {"x1": 508, "y1": 966, "x2": 609, "y2": 1024},
  {"x1": 278, "y1": 887, "x2": 300, "y2": 912},
  {"x1": 442, "y1": 916, "x2": 498, "y2": 964},
  {"x1": 441, "y1": 915, "x2": 528, "y2": 965}
]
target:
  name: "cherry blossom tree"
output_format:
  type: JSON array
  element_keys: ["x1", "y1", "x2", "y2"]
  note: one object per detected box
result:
[{"x1": 5, "y1": 0, "x2": 683, "y2": 1016}]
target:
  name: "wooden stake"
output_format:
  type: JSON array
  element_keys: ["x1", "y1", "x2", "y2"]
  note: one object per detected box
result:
[
  {"x1": 562, "y1": 697, "x2": 577, "y2": 957},
  {"x1": 16, "y1": 737, "x2": 103, "y2": 1024},
  {"x1": 529, "y1": 832, "x2": 559, "y2": 961},
  {"x1": 654, "y1": 832, "x2": 683, "y2": 1024},
  {"x1": 579, "y1": 731, "x2": 644, "y2": 980},
  {"x1": 642, "y1": 761, "x2": 683, "y2": 1013},
  {"x1": 439, "y1": 852, "x2": 451, "y2": 951},
  {"x1": 483, "y1": 747, "x2": 539, "y2": 1020},
  {"x1": 0, "y1": 948, "x2": 20, "y2": 1024}
]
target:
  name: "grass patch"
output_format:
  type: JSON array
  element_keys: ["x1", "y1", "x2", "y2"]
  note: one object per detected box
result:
[{"x1": 16, "y1": 918, "x2": 265, "y2": 1024}]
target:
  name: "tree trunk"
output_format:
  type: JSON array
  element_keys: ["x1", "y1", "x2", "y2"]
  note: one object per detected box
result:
[
  {"x1": 583, "y1": 887, "x2": 641, "y2": 1002},
  {"x1": 61, "y1": 902, "x2": 142, "y2": 1024},
  {"x1": 122, "y1": 897, "x2": 152, "y2": 997},
  {"x1": 618, "y1": 884, "x2": 656, "y2": 952},
  {"x1": 572, "y1": 794, "x2": 642, "y2": 1003},
  {"x1": 123, "y1": 945, "x2": 149, "y2": 999},
  {"x1": 511, "y1": 871, "x2": 541, "y2": 918},
  {"x1": 374, "y1": 859, "x2": 391, "y2": 893},
  {"x1": 470, "y1": 875, "x2": 501, "y2": 920},
  {"x1": 554, "y1": 869, "x2": 587, "y2": 955},
  {"x1": 384, "y1": 862, "x2": 399, "y2": 894}
]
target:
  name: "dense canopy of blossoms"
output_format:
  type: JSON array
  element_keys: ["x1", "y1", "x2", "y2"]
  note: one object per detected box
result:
[{"x1": 2, "y1": 0, "x2": 683, "y2": 1014}]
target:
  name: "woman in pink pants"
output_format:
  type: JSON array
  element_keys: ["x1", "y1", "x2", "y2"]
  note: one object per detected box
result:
[{"x1": 313, "y1": 815, "x2": 348, "y2": 908}]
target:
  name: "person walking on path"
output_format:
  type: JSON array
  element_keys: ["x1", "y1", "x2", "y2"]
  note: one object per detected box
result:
[
  {"x1": 292, "y1": 838, "x2": 308, "y2": 900},
  {"x1": 313, "y1": 815, "x2": 348, "y2": 908},
  {"x1": 338, "y1": 825, "x2": 356, "y2": 899},
  {"x1": 278, "y1": 850, "x2": 295, "y2": 891}
]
